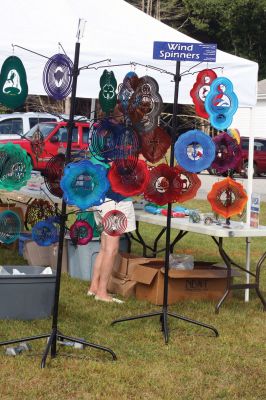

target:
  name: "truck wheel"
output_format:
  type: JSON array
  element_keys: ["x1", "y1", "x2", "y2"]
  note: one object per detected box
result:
[{"x1": 243, "y1": 162, "x2": 257, "y2": 178}]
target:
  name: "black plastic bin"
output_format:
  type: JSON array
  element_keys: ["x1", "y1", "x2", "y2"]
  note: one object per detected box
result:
[{"x1": 0, "y1": 266, "x2": 56, "y2": 320}]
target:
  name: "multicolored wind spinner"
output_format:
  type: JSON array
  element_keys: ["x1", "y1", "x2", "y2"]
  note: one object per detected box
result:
[
  {"x1": 69, "y1": 220, "x2": 93, "y2": 245},
  {"x1": 210, "y1": 132, "x2": 242, "y2": 174},
  {"x1": 31, "y1": 218, "x2": 59, "y2": 246},
  {"x1": 0, "y1": 142, "x2": 32, "y2": 191},
  {"x1": 207, "y1": 177, "x2": 248, "y2": 218},
  {"x1": 174, "y1": 166, "x2": 201, "y2": 203},
  {"x1": 0, "y1": 210, "x2": 21, "y2": 244},
  {"x1": 144, "y1": 164, "x2": 183, "y2": 206},
  {"x1": 102, "y1": 210, "x2": 127, "y2": 236},
  {"x1": 140, "y1": 126, "x2": 171, "y2": 164},
  {"x1": 174, "y1": 130, "x2": 215, "y2": 173},
  {"x1": 205, "y1": 77, "x2": 238, "y2": 130},
  {"x1": 108, "y1": 159, "x2": 150, "y2": 197},
  {"x1": 60, "y1": 159, "x2": 110, "y2": 210},
  {"x1": 43, "y1": 153, "x2": 65, "y2": 198},
  {"x1": 43, "y1": 53, "x2": 73, "y2": 100},
  {"x1": 190, "y1": 69, "x2": 217, "y2": 119}
]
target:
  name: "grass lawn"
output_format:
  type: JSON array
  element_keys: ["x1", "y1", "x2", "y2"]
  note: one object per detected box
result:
[{"x1": 0, "y1": 200, "x2": 265, "y2": 400}]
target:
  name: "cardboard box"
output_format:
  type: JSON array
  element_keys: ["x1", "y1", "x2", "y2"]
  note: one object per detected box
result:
[
  {"x1": 23, "y1": 240, "x2": 51, "y2": 266},
  {"x1": 112, "y1": 253, "x2": 156, "y2": 280},
  {"x1": 107, "y1": 275, "x2": 136, "y2": 298},
  {"x1": 107, "y1": 254, "x2": 156, "y2": 298},
  {"x1": 131, "y1": 260, "x2": 240, "y2": 305},
  {"x1": 24, "y1": 239, "x2": 69, "y2": 272}
]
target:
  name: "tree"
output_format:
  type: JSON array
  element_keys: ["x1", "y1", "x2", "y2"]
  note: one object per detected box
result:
[
  {"x1": 182, "y1": 0, "x2": 266, "y2": 79},
  {"x1": 126, "y1": 0, "x2": 266, "y2": 79}
]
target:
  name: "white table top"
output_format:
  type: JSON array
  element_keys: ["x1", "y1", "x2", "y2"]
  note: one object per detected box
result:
[
  {"x1": 135, "y1": 209, "x2": 266, "y2": 238},
  {"x1": 0, "y1": 185, "x2": 61, "y2": 204}
]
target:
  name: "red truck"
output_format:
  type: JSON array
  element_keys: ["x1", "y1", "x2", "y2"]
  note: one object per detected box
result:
[
  {"x1": 240, "y1": 137, "x2": 266, "y2": 177},
  {"x1": 0, "y1": 121, "x2": 91, "y2": 171}
]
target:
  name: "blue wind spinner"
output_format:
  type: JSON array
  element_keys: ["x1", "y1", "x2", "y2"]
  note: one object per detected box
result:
[
  {"x1": 174, "y1": 130, "x2": 215, "y2": 173},
  {"x1": 204, "y1": 77, "x2": 238, "y2": 130},
  {"x1": 60, "y1": 159, "x2": 110, "y2": 210}
]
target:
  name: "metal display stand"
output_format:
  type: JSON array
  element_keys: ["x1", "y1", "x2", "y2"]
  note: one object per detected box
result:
[
  {"x1": 112, "y1": 61, "x2": 219, "y2": 342},
  {"x1": 0, "y1": 38, "x2": 117, "y2": 366}
]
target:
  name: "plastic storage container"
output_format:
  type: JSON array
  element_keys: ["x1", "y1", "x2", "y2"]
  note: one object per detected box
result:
[
  {"x1": 0, "y1": 265, "x2": 56, "y2": 320},
  {"x1": 169, "y1": 254, "x2": 194, "y2": 270},
  {"x1": 68, "y1": 236, "x2": 129, "y2": 281}
]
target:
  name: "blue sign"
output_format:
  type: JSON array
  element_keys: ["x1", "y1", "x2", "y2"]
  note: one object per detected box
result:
[{"x1": 153, "y1": 42, "x2": 217, "y2": 62}]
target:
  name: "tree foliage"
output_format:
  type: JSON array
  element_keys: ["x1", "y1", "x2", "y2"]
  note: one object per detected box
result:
[{"x1": 125, "y1": 0, "x2": 266, "y2": 79}]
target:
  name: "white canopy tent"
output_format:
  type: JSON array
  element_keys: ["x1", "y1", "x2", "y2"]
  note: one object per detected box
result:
[
  {"x1": 0, "y1": 0, "x2": 258, "y2": 106},
  {"x1": 1, "y1": 0, "x2": 259, "y2": 301}
]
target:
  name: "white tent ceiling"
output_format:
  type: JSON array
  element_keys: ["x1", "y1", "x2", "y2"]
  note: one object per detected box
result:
[{"x1": 1, "y1": 0, "x2": 258, "y2": 106}]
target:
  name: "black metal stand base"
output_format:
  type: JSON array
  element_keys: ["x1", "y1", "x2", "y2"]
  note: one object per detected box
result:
[
  {"x1": 0, "y1": 328, "x2": 117, "y2": 367},
  {"x1": 111, "y1": 307, "x2": 219, "y2": 343}
]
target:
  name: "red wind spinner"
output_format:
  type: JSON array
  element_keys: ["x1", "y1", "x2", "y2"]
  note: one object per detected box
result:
[{"x1": 144, "y1": 163, "x2": 183, "y2": 206}]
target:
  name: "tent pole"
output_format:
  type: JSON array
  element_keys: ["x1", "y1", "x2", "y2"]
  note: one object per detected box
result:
[
  {"x1": 112, "y1": 61, "x2": 219, "y2": 342},
  {"x1": 245, "y1": 107, "x2": 255, "y2": 302}
]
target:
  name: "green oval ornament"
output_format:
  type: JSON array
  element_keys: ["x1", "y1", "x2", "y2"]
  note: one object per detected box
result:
[
  {"x1": 99, "y1": 70, "x2": 117, "y2": 113},
  {"x1": 0, "y1": 56, "x2": 28, "y2": 109}
]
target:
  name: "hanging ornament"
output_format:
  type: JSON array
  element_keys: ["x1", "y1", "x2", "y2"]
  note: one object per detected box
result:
[
  {"x1": 43, "y1": 153, "x2": 65, "y2": 198},
  {"x1": 174, "y1": 166, "x2": 201, "y2": 203},
  {"x1": 117, "y1": 71, "x2": 139, "y2": 114},
  {"x1": 32, "y1": 218, "x2": 59, "y2": 246},
  {"x1": 25, "y1": 199, "x2": 55, "y2": 230},
  {"x1": 128, "y1": 75, "x2": 162, "y2": 133},
  {"x1": 69, "y1": 220, "x2": 93, "y2": 245},
  {"x1": 108, "y1": 159, "x2": 150, "y2": 197},
  {"x1": 144, "y1": 164, "x2": 183, "y2": 206},
  {"x1": 76, "y1": 211, "x2": 100, "y2": 238},
  {"x1": 30, "y1": 125, "x2": 45, "y2": 159},
  {"x1": 102, "y1": 209, "x2": 127, "y2": 236},
  {"x1": 0, "y1": 56, "x2": 28, "y2": 109},
  {"x1": 205, "y1": 77, "x2": 238, "y2": 130},
  {"x1": 140, "y1": 126, "x2": 171, "y2": 163},
  {"x1": 0, "y1": 143, "x2": 32, "y2": 191},
  {"x1": 99, "y1": 70, "x2": 117, "y2": 113},
  {"x1": 60, "y1": 159, "x2": 110, "y2": 210},
  {"x1": 210, "y1": 132, "x2": 242, "y2": 174},
  {"x1": 174, "y1": 130, "x2": 215, "y2": 173},
  {"x1": 226, "y1": 128, "x2": 241, "y2": 144},
  {"x1": 113, "y1": 125, "x2": 140, "y2": 175},
  {"x1": 0, "y1": 210, "x2": 21, "y2": 244},
  {"x1": 207, "y1": 177, "x2": 248, "y2": 218},
  {"x1": 190, "y1": 69, "x2": 217, "y2": 119},
  {"x1": 43, "y1": 53, "x2": 73, "y2": 100},
  {"x1": 90, "y1": 117, "x2": 120, "y2": 163}
]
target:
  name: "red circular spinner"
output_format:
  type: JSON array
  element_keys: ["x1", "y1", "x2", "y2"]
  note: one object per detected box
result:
[
  {"x1": 69, "y1": 220, "x2": 93, "y2": 245},
  {"x1": 144, "y1": 163, "x2": 183, "y2": 206},
  {"x1": 108, "y1": 159, "x2": 150, "y2": 197},
  {"x1": 102, "y1": 209, "x2": 127, "y2": 236},
  {"x1": 140, "y1": 126, "x2": 171, "y2": 163},
  {"x1": 174, "y1": 166, "x2": 201, "y2": 203},
  {"x1": 190, "y1": 69, "x2": 217, "y2": 119}
]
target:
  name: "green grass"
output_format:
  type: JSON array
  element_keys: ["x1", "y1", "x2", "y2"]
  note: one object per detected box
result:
[{"x1": 0, "y1": 200, "x2": 266, "y2": 400}]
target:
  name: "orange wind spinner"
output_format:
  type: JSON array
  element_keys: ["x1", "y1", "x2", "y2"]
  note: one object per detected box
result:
[{"x1": 207, "y1": 177, "x2": 248, "y2": 218}]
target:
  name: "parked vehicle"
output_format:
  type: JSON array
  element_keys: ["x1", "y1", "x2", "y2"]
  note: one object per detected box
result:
[
  {"x1": 240, "y1": 137, "x2": 266, "y2": 177},
  {"x1": 0, "y1": 112, "x2": 60, "y2": 140},
  {"x1": 0, "y1": 121, "x2": 90, "y2": 171}
]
